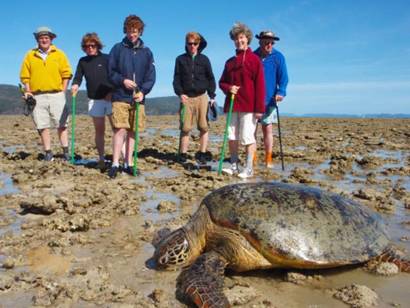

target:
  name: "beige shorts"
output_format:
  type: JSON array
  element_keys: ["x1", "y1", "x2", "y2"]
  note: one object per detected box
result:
[
  {"x1": 180, "y1": 93, "x2": 209, "y2": 135},
  {"x1": 228, "y1": 112, "x2": 258, "y2": 145},
  {"x1": 112, "y1": 101, "x2": 145, "y2": 132},
  {"x1": 32, "y1": 92, "x2": 69, "y2": 129}
]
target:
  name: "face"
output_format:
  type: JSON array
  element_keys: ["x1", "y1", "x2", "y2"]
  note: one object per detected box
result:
[
  {"x1": 37, "y1": 35, "x2": 52, "y2": 51},
  {"x1": 186, "y1": 39, "x2": 199, "y2": 55},
  {"x1": 153, "y1": 229, "x2": 191, "y2": 269},
  {"x1": 126, "y1": 28, "x2": 141, "y2": 43},
  {"x1": 83, "y1": 41, "x2": 98, "y2": 56},
  {"x1": 260, "y1": 39, "x2": 274, "y2": 55},
  {"x1": 234, "y1": 33, "x2": 248, "y2": 51}
]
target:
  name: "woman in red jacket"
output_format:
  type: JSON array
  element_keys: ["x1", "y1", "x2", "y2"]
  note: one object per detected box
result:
[{"x1": 219, "y1": 22, "x2": 266, "y2": 178}]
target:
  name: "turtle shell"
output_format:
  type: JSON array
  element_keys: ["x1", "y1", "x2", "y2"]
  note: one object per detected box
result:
[{"x1": 202, "y1": 182, "x2": 390, "y2": 268}]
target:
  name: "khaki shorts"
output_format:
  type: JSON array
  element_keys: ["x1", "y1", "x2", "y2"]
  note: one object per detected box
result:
[
  {"x1": 180, "y1": 93, "x2": 208, "y2": 135},
  {"x1": 228, "y1": 112, "x2": 258, "y2": 145},
  {"x1": 32, "y1": 91, "x2": 69, "y2": 129},
  {"x1": 112, "y1": 101, "x2": 145, "y2": 132}
]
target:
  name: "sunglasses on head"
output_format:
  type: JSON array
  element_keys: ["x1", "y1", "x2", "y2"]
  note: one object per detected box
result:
[{"x1": 187, "y1": 42, "x2": 199, "y2": 46}]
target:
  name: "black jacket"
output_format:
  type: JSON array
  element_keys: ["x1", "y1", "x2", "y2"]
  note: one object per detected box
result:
[
  {"x1": 72, "y1": 53, "x2": 113, "y2": 99},
  {"x1": 173, "y1": 36, "x2": 216, "y2": 99}
]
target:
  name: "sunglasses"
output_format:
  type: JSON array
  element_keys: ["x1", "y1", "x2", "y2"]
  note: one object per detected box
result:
[
  {"x1": 263, "y1": 41, "x2": 274, "y2": 46},
  {"x1": 187, "y1": 42, "x2": 199, "y2": 46},
  {"x1": 84, "y1": 44, "x2": 97, "y2": 49}
]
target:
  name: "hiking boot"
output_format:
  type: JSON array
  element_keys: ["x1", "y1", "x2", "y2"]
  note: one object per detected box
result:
[
  {"x1": 195, "y1": 152, "x2": 207, "y2": 164},
  {"x1": 238, "y1": 168, "x2": 254, "y2": 179},
  {"x1": 222, "y1": 163, "x2": 239, "y2": 176},
  {"x1": 44, "y1": 151, "x2": 54, "y2": 162},
  {"x1": 98, "y1": 160, "x2": 106, "y2": 171},
  {"x1": 108, "y1": 166, "x2": 119, "y2": 179},
  {"x1": 178, "y1": 153, "x2": 189, "y2": 163},
  {"x1": 63, "y1": 152, "x2": 71, "y2": 161}
]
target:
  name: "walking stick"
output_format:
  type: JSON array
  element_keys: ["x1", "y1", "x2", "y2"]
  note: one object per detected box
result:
[
  {"x1": 70, "y1": 93, "x2": 77, "y2": 164},
  {"x1": 275, "y1": 104, "x2": 285, "y2": 171},
  {"x1": 218, "y1": 94, "x2": 235, "y2": 175},
  {"x1": 178, "y1": 104, "x2": 186, "y2": 155},
  {"x1": 133, "y1": 73, "x2": 140, "y2": 176}
]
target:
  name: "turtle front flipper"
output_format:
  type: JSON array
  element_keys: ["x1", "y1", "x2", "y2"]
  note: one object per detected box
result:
[
  {"x1": 176, "y1": 251, "x2": 230, "y2": 307},
  {"x1": 374, "y1": 247, "x2": 410, "y2": 273}
]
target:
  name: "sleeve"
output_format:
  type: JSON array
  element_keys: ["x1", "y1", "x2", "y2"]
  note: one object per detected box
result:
[
  {"x1": 172, "y1": 57, "x2": 183, "y2": 96},
  {"x1": 140, "y1": 50, "x2": 156, "y2": 95},
  {"x1": 276, "y1": 53, "x2": 288, "y2": 97},
  {"x1": 205, "y1": 57, "x2": 216, "y2": 99},
  {"x1": 108, "y1": 45, "x2": 125, "y2": 87},
  {"x1": 59, "y1": 51, "x2": 72, "y2": 79},
  {"x1": 19, "y1": 52, "x2": 31, "y2": 85},
  {"x1": 71, "y1": 59, "x2": 84, "y2": 86},
  {"x1": 254, "y1": 59, "x2": 266, "y2": 114},
  {"x1": 218, "y1": 62, "x2": 231, "y2": 95}
]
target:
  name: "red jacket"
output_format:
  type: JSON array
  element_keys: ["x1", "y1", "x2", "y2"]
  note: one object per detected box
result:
[{"x1": 219, "y1": 48, "x2": 266, "y2": 114}]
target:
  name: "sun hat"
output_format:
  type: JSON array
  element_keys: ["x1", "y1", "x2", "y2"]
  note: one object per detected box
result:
[
  {"x1": 255, "y1": 30, "x2": 280, "y2": 41},
  {"x1": 33, "y1": 26, "x2": 57, "y2": 39}
]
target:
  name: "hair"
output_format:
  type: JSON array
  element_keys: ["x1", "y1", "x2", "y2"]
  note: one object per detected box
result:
[
  {"x1": 185, "y1": 32, "x2": 201, "y2": 43},
  {"x1": 229, "y1": 22, "x2": 252, "y2": 44},
  {"x1": 81, "y1": 32, "x2": 103, "y2": 52},
  {"x1": 123, "y1": 15, "x2": 145, "y2": 34}
]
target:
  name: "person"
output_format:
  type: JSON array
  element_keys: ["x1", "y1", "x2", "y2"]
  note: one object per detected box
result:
[
  {"x1": 173, "y1": 32, "x2": 216, "y2": 164},
  {"x1": 19, "y1": 26, "x2": 72, "y2": 161},
  {"x1": 254, "y1": 30, "x2": 288, "y2": 168},
  {"x1": 107, "y1": 15, "x2": 156, "y2": 179},
  {"x1": 71, "y1": 32, "x2": 113, "y2": 170},
  {"x1": 219, "y1": 23, "x2": 266, "y2": 178}
]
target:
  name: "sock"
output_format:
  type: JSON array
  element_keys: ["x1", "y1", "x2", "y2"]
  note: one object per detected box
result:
[
  {"x1": 246, "y1": 152, "x2": 253, "y2": 170},
  {"x1": 265, "y1": 151, "x2": 273, "y2": 165},
  {"x1": 62, "y1": 146, "x2": 69, "y2": 154},
  {"x1": 230, "y1": 153, "x2": 238, "y2": 164},
  {"x1": 45, "y1": 149, "x2": 52, "y2": 154},
  {"x1": 112, "y1": 162, "x2": 120, "y2": 168}
]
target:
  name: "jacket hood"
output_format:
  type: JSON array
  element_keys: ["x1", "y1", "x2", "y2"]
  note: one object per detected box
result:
[
  {"x1": 184, "y1": 34, "x2": 207, "y2": 54},
  {"x1": 122, "y1": 37, "x2": 145, "y2": 49}
]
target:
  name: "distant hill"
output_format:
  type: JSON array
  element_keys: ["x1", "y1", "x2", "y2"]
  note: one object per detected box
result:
[{"x1": 0, "y1": 84, "x2": 179, "y2": 115}]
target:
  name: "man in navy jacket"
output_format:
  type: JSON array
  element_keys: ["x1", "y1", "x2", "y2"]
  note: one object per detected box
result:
[{"x1": 108, "y1": 15, "x2": 156, "y2": 178}]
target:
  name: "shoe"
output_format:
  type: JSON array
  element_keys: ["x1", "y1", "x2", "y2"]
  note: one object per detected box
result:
[
  {"x1": 238, "y1": 168, "x2": 254, "y2": 179},
  {"x1": 98, "y1": 160, "x2": 106, "y2": 171},
  {"x1": 44, "y1": 151, "x2": 54, "y2": 162},
  {"x1": 195, "y1": 152, "x2": 207, "y2": 164},
  {"x1": 123, "y1": 166, "x2": 140, "y2": 176},
  {"x1": 178, "y1": 153, "x2": 189, "y2": 163},
  {"x1": 265, "y1": 152, "x2": 273, "y2": 168},
  {"x1": 108, "y1": 166, "x2": 119, "y2": 179},
  {"x1": 63, "y1": 152, "x2": 70, "y2": 161},
  {"x1": 222, "y1": 163, "x2": 239, "y2": 176}
]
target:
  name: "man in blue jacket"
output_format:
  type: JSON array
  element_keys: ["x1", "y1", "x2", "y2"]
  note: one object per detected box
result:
[
  {"x1": 108, "y1": 15, "x2": 156, "y2": 178},
  {"x1": 254, "y1": 30, "x2": 288, "y2": 168}
]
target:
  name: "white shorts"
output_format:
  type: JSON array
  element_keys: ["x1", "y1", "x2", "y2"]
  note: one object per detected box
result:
[
  {"x1": 32, "y1": 91, "x2": 68, "y2": 129},
  {"x1": 261, "y1": 105, "x2": 278, "y2": 125},
  {"x1": 228, "y1": 112, "x2": 258, "y2": 145},
  {"x1": 88, "y1": 99, "x2": 112, "y2": 117}
]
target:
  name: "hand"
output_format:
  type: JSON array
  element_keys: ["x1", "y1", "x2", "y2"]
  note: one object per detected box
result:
[
  {"x1": 133, "y1": 91, "x2": 144, "y2": 103},
  {"x1": 230, "y1": 85, "x2": 240, "y2": 95},
  {"x1": 255, "y1": 113, "x2": 263, "y2": 120},
  {"x1": 209, "y1": 99, "x2": 216, "y2": 106},
  {"x1": 71, "y1": 84, "x2": 79, "y2": 96},
  {"x1": 23, "y1": 92, "x2": 33, "y2": 100},
  {"x1": 123, "y1": 79, "x2": 137, "y2": 90},
  {"x1": 275, "y1": 95, "x2": 284, "y2": 102},
  {"x1": 180, "y1": 94, "x2": 188, "y2": 104}
]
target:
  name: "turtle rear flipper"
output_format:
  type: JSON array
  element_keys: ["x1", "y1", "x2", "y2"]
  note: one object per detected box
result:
[
  {"x1": 373, "y1": 247, "x2": 410, "y2": 273},
  {"x1": 176, "y1": 251, "x2": 230, "y2": 307}
]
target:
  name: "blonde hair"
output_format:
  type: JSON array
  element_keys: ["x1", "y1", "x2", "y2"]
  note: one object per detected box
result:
[
  {"x1": 229, "y1": 22, "x2": 252, "y2": 44},
  {"x1": 185, "y1": 32, "x2": 201, "y2": 43}
]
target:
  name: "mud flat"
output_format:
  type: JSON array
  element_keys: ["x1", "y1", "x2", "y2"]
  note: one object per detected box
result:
[{"x1": 0, "y1": 114, "x2": 409, "y2": 307}]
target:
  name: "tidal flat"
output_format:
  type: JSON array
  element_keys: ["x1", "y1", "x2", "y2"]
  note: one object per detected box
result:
[{"x1": 0, "y1": 114, "x2": 409, "y2": 307}]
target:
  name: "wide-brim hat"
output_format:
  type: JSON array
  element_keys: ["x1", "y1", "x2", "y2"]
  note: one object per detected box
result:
[
  {"x1": 33, "y1": 26, "x2": 57, "y2": 39},
  {"x1": 255, "y1": 30, "x2": 279, "y2": 41}
]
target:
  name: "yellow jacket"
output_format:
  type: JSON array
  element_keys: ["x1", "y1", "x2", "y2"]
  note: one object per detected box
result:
[{"x1": 20, "y1": 45, "x2": 72, "y2": 93}]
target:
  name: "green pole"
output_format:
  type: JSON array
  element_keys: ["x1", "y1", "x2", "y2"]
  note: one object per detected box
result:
[
  {"x1": 178, "y1": 104, "x2": 186, "y2": 155},
  {"x1": 70, "y1": 94, "x2": 77, "y2": 164},
  {"x1": 133, "y1": 102, "x2": 140, "y2": 176},
  {"x1": 218, "y1": 94, "x2": 235, "y2": 175}
]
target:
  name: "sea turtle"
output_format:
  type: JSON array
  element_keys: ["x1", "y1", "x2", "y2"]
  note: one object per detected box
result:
[{"x1": 151, "y1": 182, "x2": 410, "y2": 307}]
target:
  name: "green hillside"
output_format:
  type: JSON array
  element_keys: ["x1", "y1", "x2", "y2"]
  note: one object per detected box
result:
[{"x1": 0, "y1": 84, "x2": 180, "y2": 115}]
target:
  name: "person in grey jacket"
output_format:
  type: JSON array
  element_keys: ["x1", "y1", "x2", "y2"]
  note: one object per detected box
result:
[
  {"x1": 107, "y1": 15, "x2": 156, "y2": 178},
  {"x1": 173, "y1": 32, "x2": 216, "y2": 164}
]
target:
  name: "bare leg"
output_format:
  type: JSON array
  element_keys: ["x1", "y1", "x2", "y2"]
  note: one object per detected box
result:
[
  {"x1": 57, "y1": 127, "x2": 68, "y2": 148},
  {"x1": 199, "y1": 131, "x2": 208, "y2": 153},
  {"x1": 93, "y1": 117, "x2": 106, "y2": 161},
  {"x1": 262, "y1": 124, "x2": 273, "y2": 166},
  {"x1": 180, "y1": 134, "x2": 190, "y2": 154},
  {"x1": 39, "y1": 128, "x2": 51, "y2": 151},
  {"x1": 125, "y1": 131, "x2": 135, "y2": 166},
  {"x1": 112, "y1": 128, "x2": 126, "y2": 165}
]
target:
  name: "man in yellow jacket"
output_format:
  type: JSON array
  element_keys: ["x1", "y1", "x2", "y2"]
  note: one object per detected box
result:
[{"x1": 20, "y1": 26, "x2": 72, "y2": 161}]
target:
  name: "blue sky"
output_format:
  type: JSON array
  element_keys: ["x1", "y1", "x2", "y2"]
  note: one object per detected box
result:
[{"x1": 1, "y1": 0, "x2": 409, "y2": 114}]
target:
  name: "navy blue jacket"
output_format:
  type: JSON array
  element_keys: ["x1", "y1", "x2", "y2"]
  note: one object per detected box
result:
[{"x1": 108, "y1": 37, "x2": 156, "y2": 104}]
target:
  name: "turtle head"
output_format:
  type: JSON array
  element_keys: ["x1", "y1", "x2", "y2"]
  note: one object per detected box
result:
[{"x1": 152, "y1": 228, "x2": 192, "y2": 269}]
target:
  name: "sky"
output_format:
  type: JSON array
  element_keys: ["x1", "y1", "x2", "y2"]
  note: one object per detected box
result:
[{"x1": 1, "y1": 0, "x2": 409, "y2": 115}]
